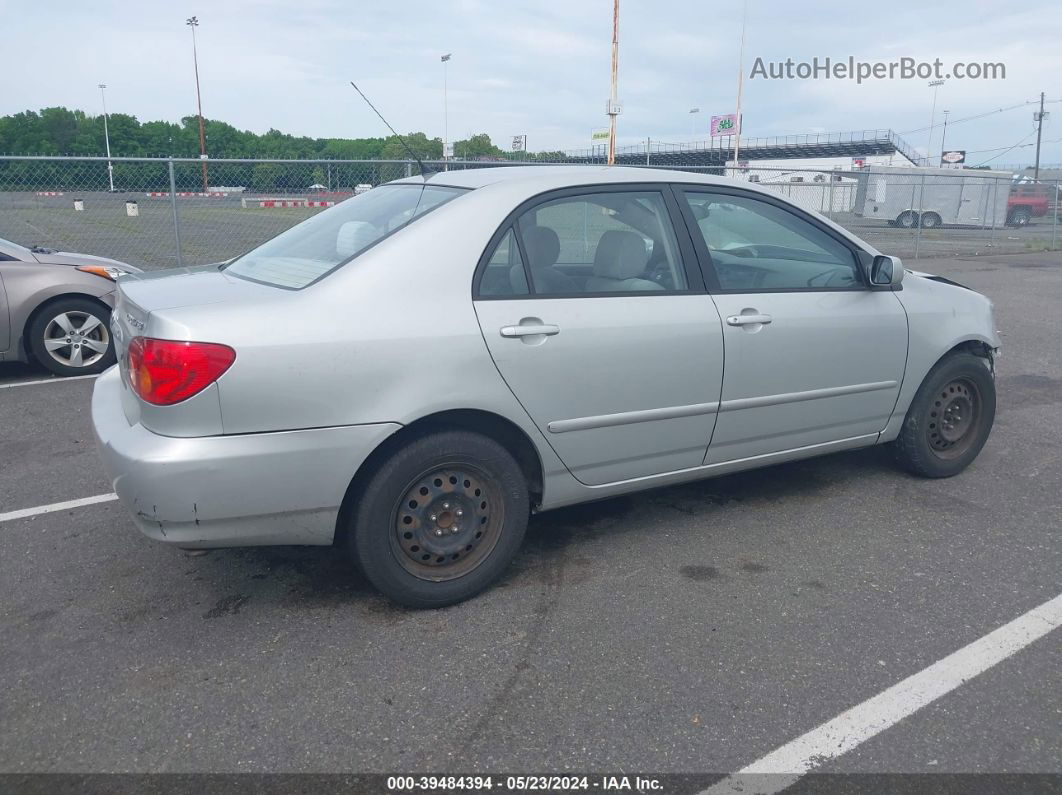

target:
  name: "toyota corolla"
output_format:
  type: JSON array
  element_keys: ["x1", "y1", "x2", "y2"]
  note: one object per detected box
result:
[{"x1": 92, "y1": 166, "x2": 999, "y2": 607}]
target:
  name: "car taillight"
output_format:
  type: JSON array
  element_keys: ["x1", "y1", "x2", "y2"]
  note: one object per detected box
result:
[{"x1": 127, "y1": 337, "x2": 236, "y2": 406}]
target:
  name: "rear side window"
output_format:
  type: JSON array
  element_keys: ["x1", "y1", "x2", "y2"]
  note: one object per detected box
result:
[
  {"x1": 479, "y1": 228, "x2": 529, "y2": 296},
  {"x1": 508, "y1": 191, "x2": 689, "y2": 295},
  {"x1": 225, "y1": 184, "x2": 466, "y2": 289}
]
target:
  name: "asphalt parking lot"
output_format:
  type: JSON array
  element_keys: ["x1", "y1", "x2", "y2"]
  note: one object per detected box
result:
[{"x1": 1, "y1": 251, "x2": 1059, "y2": 783}]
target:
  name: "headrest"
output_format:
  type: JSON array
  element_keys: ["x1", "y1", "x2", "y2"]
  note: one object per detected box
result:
[
  {"x1": 336, "y1": 221, "x2": 378, "y2": 258},
  {"x1": 522, "y1": 225, "x2": 560, "y2": 269},
  {"x1": 593, "y1": 230, "x2": 649, "y2": 279}
]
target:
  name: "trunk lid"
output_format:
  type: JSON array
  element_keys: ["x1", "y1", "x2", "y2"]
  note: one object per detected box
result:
[{"x1": 111, "y1": 265, "x2": 284, "y2": 433}]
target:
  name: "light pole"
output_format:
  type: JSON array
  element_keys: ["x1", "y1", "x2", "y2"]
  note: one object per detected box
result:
[
  {"x1": 441, "y1": 53, "x2": 451, "y2": 166},
  {"x1": 926, "y1": 79, "x2": 945, "y2": 167},
  {"x1": 606, "y1": 0, "x2": 619, "y2": 165},
  {"x1": 186, "y1": 16, "x2": 209, "y2": 191},
  {"x1": 939, "y1": 110, "x2": 950, "y2": 166},
  {"x1": 98, "y1": 83, "x2": 115, "y2": 192},
  {"x1": 732, "y1": 0, "x2": 749, "y2": 175},
  {"x1": 689, "y1": 107, "x2": 701, "y2": 139}
]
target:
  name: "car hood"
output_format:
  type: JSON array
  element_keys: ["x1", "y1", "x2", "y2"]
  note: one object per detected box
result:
[
  {"x1": 32, "y1": 250, "x2": 142, "y2": 272},
  {"x1": 905, "y1": 268, "x2": 971, "y2": 291}
]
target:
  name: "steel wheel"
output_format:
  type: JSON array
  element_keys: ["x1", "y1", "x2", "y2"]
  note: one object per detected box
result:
[
  {"x1": 42, "y1": 310, "x2": 110, "y2": 369},
  {"x1": 927, "y1": 377, "x2": 982, "y2": 459},
  {"x1": 390, "y1": 464, "x2": 505, "y2": 582}
]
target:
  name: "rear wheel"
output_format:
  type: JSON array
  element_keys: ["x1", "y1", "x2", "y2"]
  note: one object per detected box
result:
[
  {"x1": 896, "y1": 211, "x2": 919, "y2": 229},
  {"x1": 892, "y1": 352, "x2": 996, "y2": 478},
  {"x1": 28, "y1": 297, "x2": 115, "y2": 377},
  {"x1": 920, "y1": 212, "x2": 942, "y2": 229},
  {"x1": 347, "y1": 430, "x2": 529, "y2": 608}
]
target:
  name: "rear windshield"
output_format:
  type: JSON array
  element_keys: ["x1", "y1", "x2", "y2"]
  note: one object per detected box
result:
[{"x1": 224, "y1": 184, "x2": 466, "y2": 289}]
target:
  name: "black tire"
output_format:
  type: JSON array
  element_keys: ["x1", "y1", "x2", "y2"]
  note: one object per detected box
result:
[
  {"x1": 347, "y1": 430, "x2": 529, "y2": 608},
  {"x1": 1008, "y1": 208, "x2": 1031, "y2": 227},
  {"x1": 896, "y1": 211, "x2": 918, "y2": 229},
  {"x1": 920, "y1": 212, "x2": 942, "y2": 229},
  {"x1": 28, "y1": 297, "x2": 115, "y2": 377},
  {"x1": 892, "y1": 352, "x2": 996, "y2": 478}
]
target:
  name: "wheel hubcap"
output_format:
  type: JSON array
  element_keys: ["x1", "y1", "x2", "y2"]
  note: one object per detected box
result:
[
  {"x1": 391, "y1": 466, "x2": 503, "y2": 581},
  {"x1": 42, "y1": 311, "x2": 109, "y2": 368},
  {"x1": 928, "y1": 378, "x2": 981, "y2": 457}
]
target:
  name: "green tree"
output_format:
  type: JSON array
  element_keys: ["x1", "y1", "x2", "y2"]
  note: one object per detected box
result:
[{"x1": 251, "y1": 163, "x2": 283, "y2": 192}]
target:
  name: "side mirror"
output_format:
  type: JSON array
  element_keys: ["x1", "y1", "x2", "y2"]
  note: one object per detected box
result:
[{"x1": 870, "y1": 255, "x2": 904, "y2": 288}]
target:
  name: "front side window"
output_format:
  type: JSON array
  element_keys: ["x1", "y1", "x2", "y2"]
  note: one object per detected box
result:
[
  {"x1": 225, "y1": 184, "x2": 466, "y2": 289},
  {"x1": 510, "y1": 190, "x2": 689, "y2": 295},
  {"x1": 682, "y1": 191, "x2": 861, "y2": 291}
]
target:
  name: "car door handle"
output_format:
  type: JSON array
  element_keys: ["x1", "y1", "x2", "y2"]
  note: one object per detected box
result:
[
  {"x1": 726, "y1": 313, "x2": 773, "y2": 326},
  {"x1": 500, "y1": 324, "x2": 560, "y2": 338}
]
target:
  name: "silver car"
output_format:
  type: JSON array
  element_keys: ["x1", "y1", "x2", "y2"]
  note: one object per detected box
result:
[
  {"x1": 0, "y1": 236, "x2": 141, "y2": 376},
  {"x1": 92, "y1": 167, "x2": 999, "y2": 607}
]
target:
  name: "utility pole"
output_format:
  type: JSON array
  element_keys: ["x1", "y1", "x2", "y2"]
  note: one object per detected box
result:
[
  {"x1": 186, "y1": 16, "x2": 209, "y2": 191},
  {"x1": 1034, "y1": 91, "x2": 1047, "y2": 181},
  {"x1": 441, "y1": 53, "x2": 451, "y2": 168},
  {"x1": 939, "y1": 110, "x2": 950, "y2": 167},
  {"x1": 98, "y1": 84, "x2": 115, "y2": 192},
  {"x1": 732, "y1": 0, "x2": 748, "y2": 176},
  {"x1": 926, "y1": 79, "x2": 945, "y2": 167},
  {"x1": 606, "y1": 0, "x2": 619, "y2": 166}
]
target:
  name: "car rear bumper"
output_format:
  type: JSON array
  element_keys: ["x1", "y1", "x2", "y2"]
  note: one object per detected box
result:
[{"x1": 91, "y1": 366, "x2": 400, "y2": 548}]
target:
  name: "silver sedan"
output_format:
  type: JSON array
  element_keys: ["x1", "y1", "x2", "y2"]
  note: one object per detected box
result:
[
  {"x1": 92, "y1": 167, "x2": 999, "y2": 607},
  {"x1": 0, "y1": 236, "x2": 141, "y2": 376}
]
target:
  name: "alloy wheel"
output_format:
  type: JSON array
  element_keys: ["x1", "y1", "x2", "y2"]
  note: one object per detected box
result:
[{"x1": 42, "y1": 311, "x2": 110, "y2": 369}]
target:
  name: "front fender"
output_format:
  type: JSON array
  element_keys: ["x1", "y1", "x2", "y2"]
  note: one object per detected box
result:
[{"x1": 880, "y1": 274, "x2": 999, "y2": 441}]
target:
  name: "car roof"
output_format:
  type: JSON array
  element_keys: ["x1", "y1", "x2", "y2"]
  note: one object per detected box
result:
[{"x1": 393, "y1": 165, "x2": 744, "y2": 191}]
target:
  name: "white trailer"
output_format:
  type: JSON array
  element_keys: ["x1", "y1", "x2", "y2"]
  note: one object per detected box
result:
[{"x1": 854, "y1": 166, "x2": 1011, "y2": 229}]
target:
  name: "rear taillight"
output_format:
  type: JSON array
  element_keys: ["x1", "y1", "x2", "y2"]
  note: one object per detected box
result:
[{"x1": 127, "y1": 337, "x2": 236, "y2": 406}]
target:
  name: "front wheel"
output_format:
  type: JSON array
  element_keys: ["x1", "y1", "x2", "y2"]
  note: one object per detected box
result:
[
  {"x1": 347, "y1": 430, "x2": 529, "y2": 608},
  {"x1": 896, "y1": 211, "x2": 919, "y2": 229},
  {"x1": 892, "y1": 352, "x2": 996, "y2": 478},
  {"x1": 28, "y1": 297, "x2": 115, "y2": 377},
  {"x1": 1008, "y1": 208, "x2": 1031, "y2": 227}
]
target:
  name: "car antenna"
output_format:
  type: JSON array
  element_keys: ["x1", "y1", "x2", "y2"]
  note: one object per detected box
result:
[{"x1": 349, "y1": 81, "x2": 435, "y2": 176}]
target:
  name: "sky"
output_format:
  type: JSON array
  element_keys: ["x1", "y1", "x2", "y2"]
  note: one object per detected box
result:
[{"x1": 2, "y1": 0, "x2": 1060, "y2": 166}]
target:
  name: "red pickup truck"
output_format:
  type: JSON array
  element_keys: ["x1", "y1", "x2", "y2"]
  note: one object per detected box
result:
[{"x1": 1007, "y1": 183, "x2": 1052, "y2": 226}]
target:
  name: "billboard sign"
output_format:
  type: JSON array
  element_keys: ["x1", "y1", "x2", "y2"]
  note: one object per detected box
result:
[{"x1": 941, "y1": 150, "x2": 966, "y2": 168}]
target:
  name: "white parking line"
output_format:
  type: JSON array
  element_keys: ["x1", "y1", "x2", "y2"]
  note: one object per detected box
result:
[
  {"x1": 704, "y1": 592, "x2": 1062, "y2": 795},
  {"x1": 0, "y1": 374, "x2": 97, "y2": 389},
  {"x1": 0, "y1": 493, "x2": 118, "y2": 523}
]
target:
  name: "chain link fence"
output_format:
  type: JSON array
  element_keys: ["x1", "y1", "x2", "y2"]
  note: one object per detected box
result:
[{"x1": 1, "y1": 156, "x2": 1058, "y2": 271}]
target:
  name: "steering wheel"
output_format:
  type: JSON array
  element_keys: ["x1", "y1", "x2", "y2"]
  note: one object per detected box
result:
[
  {"x1": 806, "y1": 268, "x2": 849, "y2": 288},
  {"x1": 721, "y1": 244, "x2": 759, "y2": 258},
  {"x1": 646, "y1": 261, "x2": 675, "y2": 289}
]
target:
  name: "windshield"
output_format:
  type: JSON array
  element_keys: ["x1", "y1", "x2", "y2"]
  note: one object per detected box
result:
[{"x1": 224, "y1": 184, "x2": 467, "y2": 289}]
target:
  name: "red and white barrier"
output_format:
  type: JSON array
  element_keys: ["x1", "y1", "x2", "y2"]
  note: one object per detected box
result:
[
  {"x1": 145, "y1": 192, "x2": 225, "y2": 198},
  {"x1": 36, "y1": 191, "x2": 64, "y2": 196},
  {"x1": 242, "y1": 198, "x2": 335, "y2": 209}
]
